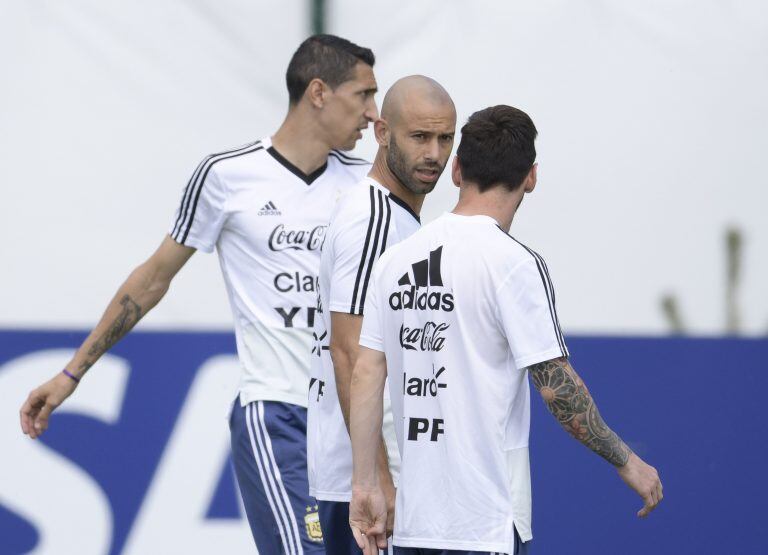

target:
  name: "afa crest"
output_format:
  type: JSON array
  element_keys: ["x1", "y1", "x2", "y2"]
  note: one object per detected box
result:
[{"x1": 305, "y1": 505, "x2": 323, "y2": 542}]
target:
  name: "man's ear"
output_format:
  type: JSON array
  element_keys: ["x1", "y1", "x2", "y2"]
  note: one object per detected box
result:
[
  {"x1": 374, "y1": 118, "x2": 390, "y2": 147},
  {"x1": 524, "y1": 163, "x2": 538, "y2": 193},
  {"x1": 452, "y1": 156, "x2": 461, "y2": 187},
  {"x1": 305, "y1": 78, "x2": 327, "y2": 109}
]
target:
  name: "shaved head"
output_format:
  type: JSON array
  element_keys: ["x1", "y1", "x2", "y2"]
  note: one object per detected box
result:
[
  {"x1": 381, "y1": 75, "x2": 455, "y2": 127},
  {"x1": 375, "y1": 75, "x2": 456, "y2": 195}
]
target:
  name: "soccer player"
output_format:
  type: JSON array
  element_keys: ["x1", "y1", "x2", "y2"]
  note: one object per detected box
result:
[
  {"x1": 307, "y1": 76, "x2": 456, "y2": 554},
  {"x1": 19, "y1": 34, "x2": 378, "y2": 554},
  {"x1": 348, "y1": 105, "x2": 663, "y2": 554}
]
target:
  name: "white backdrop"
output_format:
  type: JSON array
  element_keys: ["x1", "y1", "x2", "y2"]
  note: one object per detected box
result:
[{"x1": 2, "y1": 0, "x2": 767, "y2": 335}]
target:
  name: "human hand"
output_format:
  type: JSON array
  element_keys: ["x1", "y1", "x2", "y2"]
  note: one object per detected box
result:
[
  {"x1": 616, "y1": 451, "x2": 663, "y2": 517},
  {"x1": 20, "y1": 372, "x2": 78, "y2": 439},
  {"x1": 380, "y1": 474, "x2": 396, "y2": 538},
  {"x1": 350, "y1": 485, "x2": 388, "y2": 554}
]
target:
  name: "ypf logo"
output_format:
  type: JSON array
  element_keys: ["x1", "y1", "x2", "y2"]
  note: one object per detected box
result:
[{"x1": 389, "y1": 246, "x2": 454, "y2": 311}]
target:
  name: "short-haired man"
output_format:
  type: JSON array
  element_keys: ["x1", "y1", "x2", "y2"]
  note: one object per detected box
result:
[
  {"x1": 20, "y1": 34, "x2": 378, "y2": 553},
  {"x1": 307, "y1": 76, "x2": 456, "y2": 554},
  {"x1": 348, "y1": 105, "x2": 663, "y2": 554}
]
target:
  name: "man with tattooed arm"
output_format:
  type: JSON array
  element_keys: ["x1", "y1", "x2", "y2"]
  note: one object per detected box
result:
[
  {"x1": 20, "y1": 34, "x2": 379, "y2": 554},
  {"x1": 348, "y1": 105, "x2": 662, "y2": 554}
]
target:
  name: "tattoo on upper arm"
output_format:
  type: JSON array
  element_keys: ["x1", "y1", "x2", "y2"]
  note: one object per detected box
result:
[
  {"x1": 79, "y1": 295, "x2": 142, "y2": 375},
  {"x1": 528, "y1": 357, "x2": 630, "y2": 466}
]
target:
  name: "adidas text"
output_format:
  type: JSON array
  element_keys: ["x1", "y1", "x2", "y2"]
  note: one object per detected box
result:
[{"x1": 388, "y1": 286, "x2": 454, "y2": 312}]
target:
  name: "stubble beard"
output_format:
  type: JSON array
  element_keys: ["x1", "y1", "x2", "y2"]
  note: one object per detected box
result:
[{"x1": 386, "y1": 135, "x2": 439, "y2": 195}]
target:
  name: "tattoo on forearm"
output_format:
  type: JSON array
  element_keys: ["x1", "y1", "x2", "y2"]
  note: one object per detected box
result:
[
  {"x1": 80, "y1": 295, "x2": 142, "y2": 375},
  {"x1": 528, "y1": 357, "x2": 631, "y2": 466}
]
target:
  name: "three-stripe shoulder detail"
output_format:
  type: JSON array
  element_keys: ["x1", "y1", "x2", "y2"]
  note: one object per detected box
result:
[
  {"x1": 329, "y1": 150, "x2": 370, "y2": 166},
  {"x1": 349, "y1": 186, "x2": 392, "y2": 314},
  {"x1": 171, "y1": 140, "x2": 264, "y2": 243},
  {"x1": 495, "y1": 226, "x2": 568, "y2": 357}
]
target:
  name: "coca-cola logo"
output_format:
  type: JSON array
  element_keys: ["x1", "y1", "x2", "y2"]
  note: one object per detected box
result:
[
  {"x1": 399, "y1": 321, "x2": 449, "y2": 352},
  {"x1": 268, "y1": 224, "x2": 327, "y2": 252}
]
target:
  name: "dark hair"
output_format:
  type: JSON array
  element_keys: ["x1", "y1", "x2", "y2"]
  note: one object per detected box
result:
[
  {"x1": 456, "y1": 105, "x2": 538, "y2": 192},
  {"x1": 285, "y1": 34, "x2": 375, "y2": 105}
]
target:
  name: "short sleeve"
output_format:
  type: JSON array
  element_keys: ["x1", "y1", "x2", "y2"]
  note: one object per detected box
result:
[
  {"x1": 495, "y1": 256, "x2": 569, "y2": 369},
  {"x1": 328, "y1": 187, "x2": 391, "y2": 315},
  {"x1": 358, "y1": 266, "x2": 385, "y2": 352},
  {"x1": 168, "y1": 158, "x2": 228, "y2": 253}
]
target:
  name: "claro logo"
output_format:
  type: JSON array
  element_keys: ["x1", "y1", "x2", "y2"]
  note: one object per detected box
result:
[{"x1": 268, "y1": 224, "x2": 326, "y2": 252}]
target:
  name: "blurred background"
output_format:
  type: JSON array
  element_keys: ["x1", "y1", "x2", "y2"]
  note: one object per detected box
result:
[{"x1": 1, "y1": 1, "x2": 766, "y2": 554}]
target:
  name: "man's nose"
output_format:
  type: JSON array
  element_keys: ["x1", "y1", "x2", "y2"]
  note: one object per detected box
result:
[
  {"x1": 424, "y1": 138, "x2": 440, "y2": 161},
  {"x1": 365, "y1": 99, "x2": 379, "y2": 121}
]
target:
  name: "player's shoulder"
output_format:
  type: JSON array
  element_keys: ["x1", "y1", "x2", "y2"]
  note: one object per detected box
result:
[
  {"x1": 199, "y1": 138, "x2": 268, "y2": 178},
  {"x1": 325, "y1": 182, "x2": 380, "y2": 243},
  {"x1": 327, "y1": 149, "x2": 372, "y2": 182},
  {"x1": 334, "y1": 178, "x2": 381, "y2": 219},
  {"x1": 328, "y1": 149, "x2": 370, "y2": 167},
  {"x1": 370, "y1": 235, "x2": 407, "y2": 278},
  {"x1": 488, "y1": 225, "x2": 548, "y2": 274},
  {"x1": 375, "y1": 217, "x2": 430, "y2": 268}
]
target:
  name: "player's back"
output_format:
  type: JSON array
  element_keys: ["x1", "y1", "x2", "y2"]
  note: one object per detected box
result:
[{"x1": 361, "y1": 211, "x2": 567, "y2": 552}]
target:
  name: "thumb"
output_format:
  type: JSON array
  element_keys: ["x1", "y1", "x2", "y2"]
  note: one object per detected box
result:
[
  {"x1": 34, "y1": 402, "x2": 56, "y2": 433},
  {"x1": 637, "y1": 490, "x2": 656, "y2": 518}
]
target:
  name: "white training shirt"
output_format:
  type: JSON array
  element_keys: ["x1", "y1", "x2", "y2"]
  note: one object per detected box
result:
[
  {"x1": 308, "y1": 177, "x2": 421, "y2": 501},
  {"x1": 359, "y1": 212, "x2": 568, "y2": 553},
  {"x1": 169, "y1": 137, "x2": 370, "y2": 408}
]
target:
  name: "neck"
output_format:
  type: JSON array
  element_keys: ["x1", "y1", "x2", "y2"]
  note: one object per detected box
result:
[
  {"x1": 451, "y1": 183, "x2": 525, "y2": 231},
  {"x1": 369, "y1": 150, "x2": 426, "y2": 215},
  {"x1": 271, "y1": 105, "x2": 331, "y2": 175}
]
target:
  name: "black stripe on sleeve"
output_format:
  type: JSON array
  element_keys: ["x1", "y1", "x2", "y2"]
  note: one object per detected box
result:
[
  {"x1": 172, "y1": 140, "x2": 261, "y2": 240},
  {"x1": 350, "y1": 186, "x2": 377, "y2": 312},
  {"x1": 523, "y1": 249, "x2": 567, "y2": 356},
  {"x1": 357, "y1": 189, "x2": 388, "y2": 315},
  {"x1": 330, "y1": 150, "x2": 370, "y2": 164},
  {"x1": 531, "y1": 251, "x2": 569, "y2": 357},
  {"x1": 378, "y1": 196, "x2": 392, "y2": 258},
  {"x1": 496, "y1": 227, "x2": 567, "y2": 357},
  {"x1": 174, "y1": 142, "x2": 263, "y2": 244},
  {"x1": 171, "y1": 155, "x2": 211, "y2": 238},
  {"x1": 328, "y1": 152, "x2": 370, "y2": 166}
]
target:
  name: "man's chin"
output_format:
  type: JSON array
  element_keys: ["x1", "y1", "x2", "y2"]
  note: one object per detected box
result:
[
  {"x1": 336, "y1": 137, "x2": 359, "y2": 152},
  {"x1": 409, "y1": 180, "x2": 438, "y2": 195}
]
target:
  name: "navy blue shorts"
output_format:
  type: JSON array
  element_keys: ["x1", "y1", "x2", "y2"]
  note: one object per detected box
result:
[
  {"x1": 230, "y1": 400, "x2": 324, "y2": 554},
  {"x1": 318, "y1": 500, "x2": 359, "y2": 554},
  {"x1": 318, "y1": 500, "x2": 392, "y2": 554}
]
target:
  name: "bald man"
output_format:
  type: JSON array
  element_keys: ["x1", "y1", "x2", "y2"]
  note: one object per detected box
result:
[{"x1": 307, "y1": 76, "x2": 456, "y2": 554}]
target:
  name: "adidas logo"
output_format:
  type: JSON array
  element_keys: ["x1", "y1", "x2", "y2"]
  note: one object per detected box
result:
[
  {"x1": 389, "y1": 246, "x2": 454, "y2": 312},
  {"x1": 398, "y1": 246, "x2": 444, "y2": 287},
  {"x1": 258, "y1": 201, "x2": 281, "y2": 216}
]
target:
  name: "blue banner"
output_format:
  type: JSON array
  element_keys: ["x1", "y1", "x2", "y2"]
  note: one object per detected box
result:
[{"x1": 1, "y1": 332, "x2": 766, "y2": 554}]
